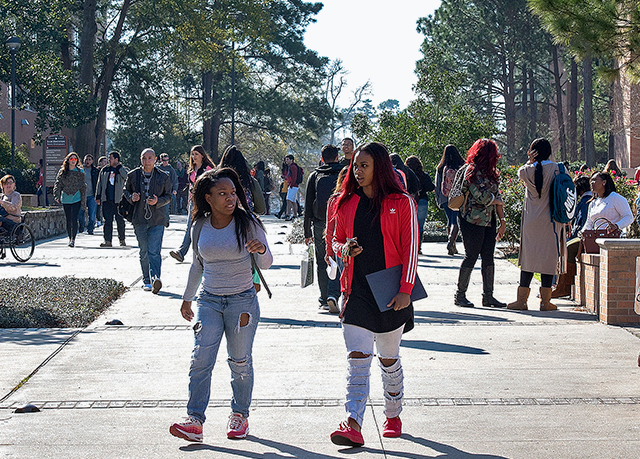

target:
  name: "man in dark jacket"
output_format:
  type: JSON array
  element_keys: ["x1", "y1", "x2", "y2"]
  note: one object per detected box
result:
[
  {"x1": 124, "y1": 148, "x2": 172, "y2": 294},
  {"x1": 304, "y1": 144, "x2": 343, "y2": 313},
  {"x1": 78, "y1": 154, "x2": 100, "y2": 234},
  {"x1": 95, "y1": 151, "x2": 128, "y2": 247}
]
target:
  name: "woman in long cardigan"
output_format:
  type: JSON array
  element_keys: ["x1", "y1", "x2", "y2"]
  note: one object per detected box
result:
[{"x1": 508, "y1": 138, "x2": 562, "y2": 311}]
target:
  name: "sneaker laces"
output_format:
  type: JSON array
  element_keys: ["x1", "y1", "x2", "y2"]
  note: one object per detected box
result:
[
  {"x1": 228, "y1": 414, "x2": 245, "y2": 430},
  {"x1": 181, "y1": 416, "x2": 201, "y2": 426}
]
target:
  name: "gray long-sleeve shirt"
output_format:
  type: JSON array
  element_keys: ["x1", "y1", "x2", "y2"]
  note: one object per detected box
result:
[{"x1": 182, "y1": 218, "x2": 273, "y2": 301}]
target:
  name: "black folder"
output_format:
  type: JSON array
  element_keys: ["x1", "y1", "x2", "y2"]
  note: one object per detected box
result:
[{"x1": 365, "y1": 264, "x2": 427, "y2": 312}]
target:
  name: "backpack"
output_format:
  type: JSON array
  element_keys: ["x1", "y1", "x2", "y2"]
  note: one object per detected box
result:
[
  {"x1": 447, "y1": 165, "x2": 469, "y2": 211},
  {"x1": 549, "y1": 162, "x2": 577, "y2": 223},
  {"x1": 295, "y1": 164, "x2": 304, "y2": 186},
  {"x1": 441, "y1": 166, "x2": 457, "y2": 197},
  {"x1": 312, "y1": 169, "x2": 340, "y2": 221}
]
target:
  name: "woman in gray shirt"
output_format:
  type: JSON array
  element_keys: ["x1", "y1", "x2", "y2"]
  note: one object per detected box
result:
[{"x1": 170, "y1": 168, "x2": 272, "y2": 443}]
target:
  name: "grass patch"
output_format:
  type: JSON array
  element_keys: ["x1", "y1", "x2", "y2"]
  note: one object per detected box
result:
[
  {"x1": 0, "y1": 276, "x2": 127, "y2": 328},
  {"x1": 504, "y1": 252, "x2": 541, "y2": 282}
]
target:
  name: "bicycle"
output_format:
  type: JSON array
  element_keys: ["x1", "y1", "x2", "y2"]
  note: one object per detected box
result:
[{"x1": 0, "y1": 213, "x2": 35, "y2": 262}]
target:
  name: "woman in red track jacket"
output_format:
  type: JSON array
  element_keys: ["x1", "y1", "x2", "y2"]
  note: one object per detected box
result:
[{"x1": 328, "y1": 142, "x2": 419, "y2": 448}]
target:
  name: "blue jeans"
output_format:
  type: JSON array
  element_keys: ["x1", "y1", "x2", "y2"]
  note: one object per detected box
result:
[
  {"x1": 133, "y1": 223, "x2": 164, "y2": 284},
  {"x1": 187, "y1": 288, "x2": 260, "y2": 423},
  {"x1": 416, "y1": 198, "x2": 428, "y2": 243},
  {"x1": 78, "y1": 195, "x2": 97, "y2": 233},
  {"x1": 177, "y1": 201, "x2": 194, "y2": 257},
  {"x1": 313, "y1": 220, "x2": 340, "y2": 304},
  {"x1": 444, "y1": 205, "x2": 458, "y2": 227}
]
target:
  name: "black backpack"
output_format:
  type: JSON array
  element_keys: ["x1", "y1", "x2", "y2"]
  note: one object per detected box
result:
[
  {"x1": 312, "y1": 169, "x2": 340, "y2": 221},
  {"x1": 295, "y1": 164, "x2": 304, "y2": 186}
]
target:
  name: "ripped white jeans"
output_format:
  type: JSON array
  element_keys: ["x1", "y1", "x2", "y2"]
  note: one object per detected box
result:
[
  {"x1": 342, "y1": 323, "x2": 404, "y2": 427},
  {"x1": 187, "y1": 288, "x2": 260, "y2": 423}
]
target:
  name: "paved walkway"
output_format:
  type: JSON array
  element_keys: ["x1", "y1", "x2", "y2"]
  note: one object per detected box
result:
[{"x1": 1, "y1": 215, "x2": 639, "y2": 458}]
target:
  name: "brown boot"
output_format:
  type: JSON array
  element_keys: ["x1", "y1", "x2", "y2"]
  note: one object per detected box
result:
[
  {"x1": 550, "y1": 274, "x2": 571, "y2": 298},
  {"x1": 539, "y1": 287, "x2": 557, "y2": 311},
  {"x1": 551, "y1": 264, "x2": 576, "y2": 298},
  {"x1": 507, "y1": 287, "x2": 530, "y2": 310}
]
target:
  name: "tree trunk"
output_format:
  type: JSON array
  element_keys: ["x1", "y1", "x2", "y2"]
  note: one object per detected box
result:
[
  {"x1": 583, "y1": 55, "x2": 595, "y2": 167},
  {"x1": 529, "y1": 68, "x2": 536, "y2": 138},
  {"x1": 552, "y1": 45, "x2": 567, "y2": 161},
  {"x1": 202, "y1": 71, "x2": 213, "y2": 154},
  {"x1": 93, "y1": 0, "x2": 131, "y2": 159},
  {"x1": 504, "y1": 60, "x2": 517, "y2": 157},
  {"x1": 568, "y1": 58, "x2": 578, "y2": 161},
  {"x1": 74, "y1": 0, "x2": 97, "y2": 155},
  {"x1": 522, "y1": 64, "x2": 528, "y2": 119},
  {"x1": 608, "y1": 83, "x2": 615, "y2": 161}
]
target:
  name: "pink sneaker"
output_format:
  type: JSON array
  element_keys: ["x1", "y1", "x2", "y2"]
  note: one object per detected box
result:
[
  {"x1": 227, "y1": 413, "x2": 249, "y2": 439},
  {"x1": 330, "y1": 421, "x2": 364, "y2": 447},
  {"x1": 169, "y1": 416, "x2": 203, "y2": 442},
  {"x1": 382, "y1": 416, "x2": 402, "y2": 437}
]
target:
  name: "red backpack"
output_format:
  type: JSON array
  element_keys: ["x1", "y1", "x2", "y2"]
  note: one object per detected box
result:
[{"x1": 441, "y1": 166, "x2": 457, "y2": 197}]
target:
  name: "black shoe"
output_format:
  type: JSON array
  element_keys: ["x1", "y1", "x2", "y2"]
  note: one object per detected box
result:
[
  {"x1": 482, "y1": 294, "x2": 507, "y2": 308},
  {"x1": 454, "y1": 292, "x2": 474, "y2": 308}
]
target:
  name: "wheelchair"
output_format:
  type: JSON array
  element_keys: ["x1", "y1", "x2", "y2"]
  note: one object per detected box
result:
[{"x1": 0, "y1": 213, "x2": 35, "y2": 262}]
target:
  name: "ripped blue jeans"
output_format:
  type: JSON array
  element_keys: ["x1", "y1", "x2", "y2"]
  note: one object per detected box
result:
[
  {"x1": 342, "y1": 324, "x2": 404, "y2": 427},
  {"x1": 187, "y1": 288, "x2": 260, "y2": 423}
]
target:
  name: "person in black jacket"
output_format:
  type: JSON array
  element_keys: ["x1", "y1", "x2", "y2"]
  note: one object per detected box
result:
[
  {"x1": 304, "y1": 144, "x2": 343, "y2": 313},
  {"x1": 124, "y1": 148, "x2": 172, "y2": 294},
  {"x1": 389, "y1": 154, "x2": 420, "y2": 199},
  {"x1": 405, "y1": 156, "x2": 435, "y2": 254},
  {"x1": 78, "y1": 154, "x2": 100, "y2": 235}
]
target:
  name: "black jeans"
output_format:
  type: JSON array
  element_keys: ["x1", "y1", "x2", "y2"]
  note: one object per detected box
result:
[
  {"x1": 313, "y1": 220, "x2": 340, "y2": 303},
  {"x1": 63, "y1": 201, "x2": 81, "y2": 240},
  {"x1": 102, "y1": 200, "x2": 126, "y2": 242},
  {"x1": 459, "y1": 217, "x2": 496, "y2": 270}
]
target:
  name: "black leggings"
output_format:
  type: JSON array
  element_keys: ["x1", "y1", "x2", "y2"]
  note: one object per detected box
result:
[
  {"x1": 520, "y1": 271, "x2": 553, "y2": 288},
  {"x1": 459, "y1": 217, "x2": 496, "y2": 270},
  {"x1": 63, "y1": 201, "x2": 81, "y2": 240}
]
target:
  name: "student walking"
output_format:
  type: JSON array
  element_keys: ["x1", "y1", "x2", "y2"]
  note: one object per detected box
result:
[
  {"x1": 53, "y1": 152, "x2": 87, "y2": 247},
  {"x1": 434, "y1": 145, "x2": 466, "y2": 255},
  {"x1": 169, "y1": 145, "x2": 214, "y2": 262},
  {"x1": 169, "y1": 168, "x2": 272, "y2": 443},
  {"x1": 329, "y1": 142, "x2": 419, "y2": 447}
]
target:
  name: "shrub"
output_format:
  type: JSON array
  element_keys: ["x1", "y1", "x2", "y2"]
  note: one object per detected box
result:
[{"x1": 0, "y1": 276, "x2": 127, "y2": 328}]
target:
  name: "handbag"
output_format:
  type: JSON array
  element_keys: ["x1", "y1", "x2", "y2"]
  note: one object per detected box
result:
[
  {"x1": 300, "y1": 244, "x2": 314, "y2": 288},
  {"x1": 118, "y1": 198, "x2": 134, "y2": 222},
  {"x1": 579, "y1": 218, "x2": 622, "y2": 254},
  {"x1": 447, "y1": 165, "x2": 469, "y2": 211}
]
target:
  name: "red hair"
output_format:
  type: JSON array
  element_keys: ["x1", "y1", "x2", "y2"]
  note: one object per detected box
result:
[
  {"x1": 336, "y1": 142, "x2": 405, "y2": 211},
  {"x1": 465, "y1": 139, "x2": 500, "y2": 184}
]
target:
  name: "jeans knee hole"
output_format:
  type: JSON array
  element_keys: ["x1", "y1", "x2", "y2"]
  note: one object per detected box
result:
[{"x1": 239, "y1": 313, "x2": 250, "y2": 328}]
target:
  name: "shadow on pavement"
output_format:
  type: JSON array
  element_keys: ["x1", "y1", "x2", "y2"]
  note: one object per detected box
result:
[
  {"x1": 181, "y1": 436, "x2": 343, "y2": 458},
  {"x1": 499, "y1": 308, "x2": 597, "y2": 322},
  {"x1": 414, "y1": 310, "x2": 511, "y2": 324},
  {"x1": 395, "y1": 434, "x2": 510, "y2": 458},
  {"x1": 259, "y1": 317, "x2": 340, "y2": 328},
  {"x1": 0, "y1": 328, "x2": 81, "y2": 346},
  {"x1": 401, "y1": 339, "x2": 489, "y2": 355},
  {"x1": 0, "y1": 261, "x2": 60, "y2": 268}
]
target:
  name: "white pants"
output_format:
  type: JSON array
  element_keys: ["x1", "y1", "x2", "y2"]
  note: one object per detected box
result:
[{"x1": 342, "y1": 323, "x2": 404, "y2": 427}]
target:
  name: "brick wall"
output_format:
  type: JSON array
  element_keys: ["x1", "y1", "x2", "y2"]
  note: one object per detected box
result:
[
  {"x1": 576, "y1": 253, "x2": 600, "y2": 315},
  {"x1": 597, "y1": 239, "x2": 640, "y2": 325}
]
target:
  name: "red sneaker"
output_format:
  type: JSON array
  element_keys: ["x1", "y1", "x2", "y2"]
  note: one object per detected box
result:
[
  {"x1": 330, "y1": 421, "x2": 364, "y2": 447},
  {"x1": 382, "y1": 416, "x2": 402, "y2": 437},
  {"x1": 227, "y1": 413, "x2": 249, "y2": 439},
  {"x1": 169, "y1": 416, "x2": 203, "y2": 442}
]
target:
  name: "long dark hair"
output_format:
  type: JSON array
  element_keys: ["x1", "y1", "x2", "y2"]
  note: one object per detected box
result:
[
  {"x1": 465, "y1": 139, "x2": 500, "y2": 184},
  {"x1": 405, "y1": 155, "x2": 424, "y2": 178},
  {"x1": 528, "y1": 138, "x2": 553, "y2": 198},
  {"x1": 188, "y1": 145, "x2": 215, "y2": 174},
  {"x1": 61, "y1": 152, "x2": 82, "y2": 176},
  {"x1": 436, "y1": 144, "x2": 465, "y2": 174},
  {"x1": 590, "y1": 171, "x2": 616, "y2": 200},
  {"x1": 336, "y1": 142, "x2": 405, "y2": 212},
  {"x1": 191, "y1": 167, "x2": 264, "y2": 250},
  {"x1": 220, "y1": 145, "x2": 252, "y2": 191}
]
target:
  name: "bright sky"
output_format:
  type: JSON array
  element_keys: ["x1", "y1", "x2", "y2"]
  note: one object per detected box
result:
[{"x1": 304, "y1": 0, "x2": 442, "y2": 110}]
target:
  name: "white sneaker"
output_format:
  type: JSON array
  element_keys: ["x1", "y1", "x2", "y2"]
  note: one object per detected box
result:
[
  {"x1": 142, "y1": 284, "x2": 152, "y2": 291},
  {"x1": 327, "y1": 297, "x2": 339, "y2": 314}
]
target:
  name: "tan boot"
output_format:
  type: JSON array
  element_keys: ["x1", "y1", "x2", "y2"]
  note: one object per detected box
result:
[
  {"x1": 539, "y1": 287, "x2": 557, "y2": 311},
  {"x1": 507, "y1": 287, "x2": 530, "y2": 310},
  {"x1": 551, "y1": 264, "x2": 576, "y2": 298}
]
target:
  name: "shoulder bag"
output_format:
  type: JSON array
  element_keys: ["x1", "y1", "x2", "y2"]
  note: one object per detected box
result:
[{"x1": 579, "y1": 217, "x2": 622, "y2": 254}]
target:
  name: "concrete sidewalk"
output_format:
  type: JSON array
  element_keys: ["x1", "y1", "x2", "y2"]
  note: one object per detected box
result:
[{"x1": 1, "y1": 215, "x2": 639, "y2": 458}]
